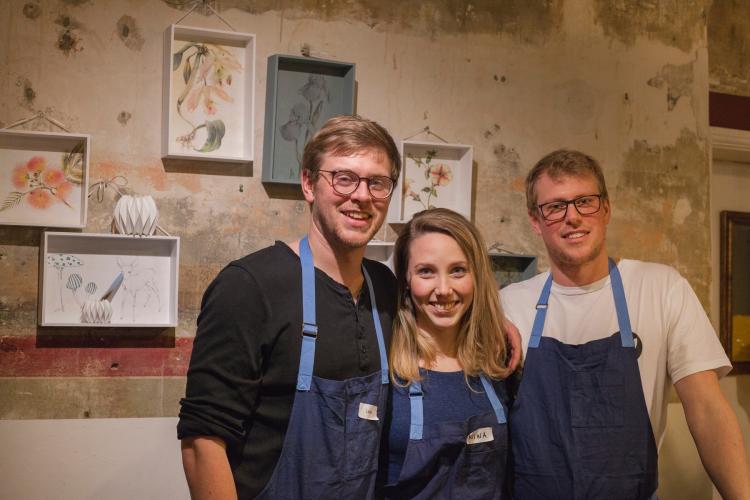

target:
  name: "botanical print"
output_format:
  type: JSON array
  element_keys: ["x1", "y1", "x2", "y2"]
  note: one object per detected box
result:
[
  {"x1": 44, "y1": 253, "x2": 170, "y2": 325},
  {"x1": 272, "y1": 70, "x2": 346, "y2": 182},
  {"x1": 171, "y1": 39, "x2": 244, "y2": 156},
  {"x1": 0, "y1": 144, "x2": 84, "y2": 227},
  {"x1": 403, "y1": 149, "x2": 453, "y2": 211},
  {"x1": 279, "y1": 75, "x2": 329, "y2": 178}
]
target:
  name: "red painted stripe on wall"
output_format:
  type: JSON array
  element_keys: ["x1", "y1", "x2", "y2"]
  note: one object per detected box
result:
[{"x1": 0, "y1": 336, "x2": 193, "y2": 377}]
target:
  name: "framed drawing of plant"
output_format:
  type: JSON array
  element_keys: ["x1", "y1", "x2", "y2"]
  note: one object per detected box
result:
[
  {"x1": 39, "y1": 232, "x2": 180, "y2": 327},
  {"x1": 262, "y1": 55, "x2": 356, "y2": 185},
  {"x1": 388, "y1": 141, "x2": 474, "y2": 223},
  {"x1": 0, "y1": 129, "x2": 90, "y2": 228},
  {"x1": 162, "y1": 25, "x2": 255, "y2": 164}
]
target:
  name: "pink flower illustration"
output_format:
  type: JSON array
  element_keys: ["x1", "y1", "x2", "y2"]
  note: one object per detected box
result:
[
  {"x1": 28, "y1": 188, "x2": 53, "y2": 209},
  {"x1": 429, "y1": 164, "x2": 452, "y2": 186}
]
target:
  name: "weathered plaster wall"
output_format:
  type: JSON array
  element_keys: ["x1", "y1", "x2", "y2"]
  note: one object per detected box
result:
[
  {"x1": 708, "y1": 0, "x2": 750, "y2": 97},
  {"x1": 0, "y1": 0, "x2": 713, "y2": 428}
]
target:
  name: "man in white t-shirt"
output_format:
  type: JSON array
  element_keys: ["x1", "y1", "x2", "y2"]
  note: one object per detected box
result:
[{"x1": 500, "y1": 149, "x2": 749, "y2": 499}]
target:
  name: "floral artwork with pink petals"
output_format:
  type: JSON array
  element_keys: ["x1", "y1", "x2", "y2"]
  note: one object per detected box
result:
[
  {"x1": 403, "y1": 149, "x2": 454, "y2": 211},
  {"x1": 0, "y1": 143, "x2": 84, "y2": 227},
  {"x1": 171, "y1": 39, "x2": 244, "y2": 156}
]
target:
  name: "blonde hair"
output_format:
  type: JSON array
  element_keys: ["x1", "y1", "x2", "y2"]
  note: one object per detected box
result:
[{"x1": 390, "y1": 208, "x2": 511, "y2": 385}]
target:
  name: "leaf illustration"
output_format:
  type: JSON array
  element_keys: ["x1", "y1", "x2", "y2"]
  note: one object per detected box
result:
[
  {"x1": 311, "y1": 99, "x2": 324, "y2": 127},
  {"x1": 183, "y1": 57, "x2": 192, "y2": 84},
  {"x1": 172, "y1": 43, "x2": 197, "y2": 71},
  {"x1": 0, "y1": 192, "x2": 25, "y2": 212},
  {"x1": 431, "y1": 188, "x2": 438, "y2": 197},
  {"x1": 421, "y1": 187, "x2": 431, "y2": 193},
  {"x1": 177, "y1": 53, "x2": 202, "y2": 107},
  {"x1": 424, "y1": 168, "x2": 431, "y2": 180},
  {"x1": 62, "y1": 141, "x2": 84, "y2": 184},
  {"x1": 197, "y1": 120, "x2": 226, "y2": 152}
]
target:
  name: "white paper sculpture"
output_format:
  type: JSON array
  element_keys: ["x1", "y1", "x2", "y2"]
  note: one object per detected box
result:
[
  {"x1": 113, "y1": 195, "x2": 159, "y2": 236},
  {"x1": 81, "y1": 298, "x2": 113, "y2": 324},
  {"x1": 80, "y1": 272, "x2": 124, "y2": 324}
]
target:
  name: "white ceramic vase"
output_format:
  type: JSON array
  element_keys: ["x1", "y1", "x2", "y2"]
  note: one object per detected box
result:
[
  {"x1": 113, "y1": 195, "x2": 159, "y2": 236},
  {"x1": 81, "y1": 298, "x2": 113, "y2": 324}
]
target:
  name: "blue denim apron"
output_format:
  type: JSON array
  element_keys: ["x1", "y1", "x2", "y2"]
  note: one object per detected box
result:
[
  {"x1": 383, "y1": 374, "x2": 509, "y2": 499},
  {"x1": 510, "y1": 259, "x2": 658, "y2": 500},
  {"x1": 255, "y1": 237, "x2": 389, "y2": 499}
]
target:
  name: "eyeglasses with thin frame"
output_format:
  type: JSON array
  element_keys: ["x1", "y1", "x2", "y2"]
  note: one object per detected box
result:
[
  {"x1": 318, "y1": 169, "x2": 395, "y2": 199},
  {"x1": 537, "y1": 194, "x2": 604, "y2": 222}
]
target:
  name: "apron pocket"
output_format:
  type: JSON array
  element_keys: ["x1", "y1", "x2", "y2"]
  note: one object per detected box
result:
[
  {"x1": 570, "y1": 370, "x2": 624, "y2": 427},
  {"x1": 344, "y1": 416, "x2": 381, "y2": 479}
]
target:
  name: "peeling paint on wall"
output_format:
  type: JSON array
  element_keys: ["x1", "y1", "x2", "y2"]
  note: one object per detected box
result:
[
  {"x1": 55, "y1": 14, "x2": 84, "y2": 55},
  {"x1": 161, "y1": 0, "x2": 565, "y2": 40},
  {"x1": 647, "y1": 61, "x2": 693, "y2": 110},
  {"x1": 116, "y1": 15, "x2": 145, "y2": 51},
  {"x1": 611, "y1": 128, "x2": 710, "y2": 305},
  {"x1": 22, "y1": 2, "x2": 42, "y2": 19},
  {"x1": 708, "y1": 0, "x2": 750, "y2": 97},
  {"x1": 117, "y1": 111, "x2": 132, "y2": 125},
  {"x1": 593, "y1": 0, "x2": 708, "y2": 52},
  {"x1": 16, "y1": 77, "x2": 37, "y2": 108}
]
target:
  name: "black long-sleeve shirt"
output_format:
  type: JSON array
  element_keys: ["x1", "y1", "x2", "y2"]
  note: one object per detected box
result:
[{"x1": 178, "y1": 241, "x2": 397, "y2": 499}]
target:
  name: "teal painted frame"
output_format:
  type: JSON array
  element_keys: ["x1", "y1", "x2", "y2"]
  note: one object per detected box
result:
[{"x1": 261, "y1": 54, "x2": 355, "y2": 185}]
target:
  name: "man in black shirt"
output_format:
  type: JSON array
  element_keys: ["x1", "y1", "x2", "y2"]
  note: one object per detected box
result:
[{"x1": 178, "y1": 116, "x2": 402, "y2": 499}]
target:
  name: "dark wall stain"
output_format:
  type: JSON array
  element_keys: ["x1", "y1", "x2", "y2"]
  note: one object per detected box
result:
[
  {"x1": 610, "y1": 128, "x2": 710, "y2": 305},
  {"x1": 22, "y1": 2, "x2": 41, "y2": 19},
  {"x1": 116, "y1": 15, "x2": 145, "y2": 51},
  {"x1": 117, "y1": 111, "x2": 132, "y2": 126},
  {"x1": 61, "y1": 0, "x2": 91, "y2": 5},
  {"x1": 593, "y1": 0, "x2": 708, "y2": 52},
  {"x1": 16, "y1": 77, "x2": 36, "y2": 108},
  {"x1": 161, "y1": 0, "x2": 564, "y2": 40},
  {"x1": 647, "y1": 61, "x2": 693, "y2": 110},
  {"x1": 55, "y1": 15, "x2": 83, "y2": 55},
  {"x1": 708, "y1": 0, "x2": 750, "y2": 97}
]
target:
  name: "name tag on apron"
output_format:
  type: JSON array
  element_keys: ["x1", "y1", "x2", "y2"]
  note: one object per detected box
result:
[
  {"x1": 466, "y1": 427, "x2": 493, "y2": 445},
  {"x1": 358, "y1": 402, "x2": 379, "y2": 421}
]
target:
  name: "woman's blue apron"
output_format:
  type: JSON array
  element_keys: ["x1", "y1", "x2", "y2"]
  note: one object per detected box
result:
[
  {"x1": 382, "y1": 373, "x2": 509, "y2": 499},
  {"x1": 255, "y1": 237, "x2": 389, "y2": 499},
  {"x1": 510, "y1": 259, "x2": 658, "y2": 499}
]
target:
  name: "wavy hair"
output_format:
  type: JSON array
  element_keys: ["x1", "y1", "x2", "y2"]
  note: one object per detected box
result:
[{"x1": 390, "y1": 208, "x2": 511, "y2": 385}]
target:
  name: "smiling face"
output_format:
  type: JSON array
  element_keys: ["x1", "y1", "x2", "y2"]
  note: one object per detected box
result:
[
  {"x1": 529, "y1": 172, "x2": 611, "y2": 283},
  {"x1": 302, "y1": 149, "x2": 392, "y2": 251},
  {"x1": 407, "y1": 232, "x2": 474, "y2": 339}
]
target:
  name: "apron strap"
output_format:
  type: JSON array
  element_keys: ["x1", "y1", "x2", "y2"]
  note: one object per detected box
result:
[
  {"x1": 408, "y1": 382, "x2": 424, "y2": 440},
  {"x1": 529, "y1": 274, "x2": 553, "y2": 349},
  {"x1": 608, "y1": 259, "x2": 635, "y2": 348},
  {"x1": 298, "y1": 237, "x2": 318, "y2": 391},
  {"x1": 363, "y1": 267, "x2": 389, "y2": 385},
  {"x1": 408, "y1": 374, "x2": 506, "y2": 440},
  {"x1": 479, "y1": 374, "x2": 507, "y2": 424},
  {"x1": 528, "y1": 261, "x2": 635, "y2": 349},
  {"x1": 297, "y1": 236, "x2": 390, "y2": 391}
]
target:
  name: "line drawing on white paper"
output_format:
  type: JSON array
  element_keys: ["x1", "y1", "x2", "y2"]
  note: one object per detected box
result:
[
  {"x1": 116, "y1": 257, "x2": 162, "y2": 322},
  {"x1": 47, "y1": 254, "x2": 83, "y2": 312}
]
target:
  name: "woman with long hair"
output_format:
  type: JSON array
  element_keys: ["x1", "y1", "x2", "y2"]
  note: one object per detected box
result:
[{"x1": 378, "y1": 208, "x2": 513, "y2": 499}]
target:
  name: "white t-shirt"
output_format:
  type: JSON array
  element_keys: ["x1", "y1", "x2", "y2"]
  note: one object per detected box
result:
[{"x1": 500, "y1": 259, "x2": 731, "y2": 447}]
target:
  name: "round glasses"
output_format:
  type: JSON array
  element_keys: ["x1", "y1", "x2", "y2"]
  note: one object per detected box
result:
[
  {"x1": 318, "y1": 169, "x2": 395, "y2": 199},
  {"x1": 537, "y1": 194, "x2": 603, "y2": 222}
]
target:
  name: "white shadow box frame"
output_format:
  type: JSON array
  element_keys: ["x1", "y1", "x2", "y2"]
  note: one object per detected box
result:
[
  {"x1": 388, "y1": 141, "x2": 473, "y2": 223},
  {"x1": 162, "y1": 24, "x2": 255, "y2": 164},
  {"x1": 39, "y1": 232, "x2": 180, "y2": 327},
  {"x1": 0, "y1": 129, "x2": 90, "y2": 228},
  {"x1": 365, "y1": 241, "x2": 395, "y2": 271}
]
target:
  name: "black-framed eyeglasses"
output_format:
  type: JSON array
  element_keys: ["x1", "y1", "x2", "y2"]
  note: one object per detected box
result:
[
  {"x1": 318, "y1": 169, "x2": 395, "y2": 199},
  {"x1": 537, "y1": 194, "x2": 604, "y2": 222}
]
